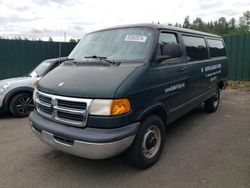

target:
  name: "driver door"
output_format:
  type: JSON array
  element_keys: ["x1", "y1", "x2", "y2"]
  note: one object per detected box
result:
[{"x1": 150, "y1": 31, "x2": 188, "y2": 120}]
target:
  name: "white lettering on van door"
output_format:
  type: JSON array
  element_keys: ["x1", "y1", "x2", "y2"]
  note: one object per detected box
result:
[
  {"x1": 203, "y1": 63, "x2": 222, "y2": 78},
  {"x1": 206, "y1": 70, "x2": 221, "y2": 78},
  {"x1": 205, "y1": 64, "x2": 221, "y2": 72},
  {"x1": 165, "y1": 83, "x2": 185, "y2": 93},
  {"x1": 124, "y1": 35, "x2": 147, "y2": 42},
  {"x1": 210, "y1": 76, "x2": 217, "y2": 82}
]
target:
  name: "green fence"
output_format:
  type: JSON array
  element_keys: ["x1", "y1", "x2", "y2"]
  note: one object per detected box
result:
[
  {"x1": 224, "y1": 34, "x2": 250, "y2": 81},
  {"x1": 0, "y1": 39, "x2": 76, "y2": 80}
]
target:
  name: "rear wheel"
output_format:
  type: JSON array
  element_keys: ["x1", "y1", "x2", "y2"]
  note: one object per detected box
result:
[
  {"x1": 9, "y1": 93, "x2": 34, "y2": 117},
  {"x1": 204, "y1": 89, "x2": 220, "y2": 113},
  {"x1": 126, "y1": 115, "x2": 166, "y2": 169}
]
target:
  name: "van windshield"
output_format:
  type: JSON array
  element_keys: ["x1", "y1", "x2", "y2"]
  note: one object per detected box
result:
[{"x1": 68, "y1": 28, "x2": 154, "y2": 61}]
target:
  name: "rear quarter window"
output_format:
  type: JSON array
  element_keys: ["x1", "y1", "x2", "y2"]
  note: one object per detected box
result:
[
  {"x1": 207, "y1": 39, "x2": 226, "y2": 58},
  {"x1": 183, "y1": 35, "x2": 208, "y2": 61}
]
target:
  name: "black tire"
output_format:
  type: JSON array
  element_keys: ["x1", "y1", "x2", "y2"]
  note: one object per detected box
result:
[
  {"x1": 9, "y1": 93, "x2": 34, "y2": 117},
  {"x1": 126, "y1": 115, "x2": 166, "y2": 169},
  {"x1": 204, "y1": 89, "x2": 220, "y2": 113}
]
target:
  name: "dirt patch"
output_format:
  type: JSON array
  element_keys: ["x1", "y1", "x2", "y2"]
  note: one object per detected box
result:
[{"x1": 227, "y1": 81, "x2": 250, "y2": 91}]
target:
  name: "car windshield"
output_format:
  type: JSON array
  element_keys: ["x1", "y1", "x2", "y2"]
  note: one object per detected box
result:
[
  {"x1": 29, "y1": 61, "x2": 53, "y2": 77},
  {"x1": 68, "y1": 27, "x2": 154, "y2": 62}
]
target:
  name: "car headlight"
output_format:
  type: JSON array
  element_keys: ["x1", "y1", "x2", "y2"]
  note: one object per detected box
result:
[
  {"x1": 33, "y1": 88, "x2": 37, "y2": 102},
  {"x1": 0, "y1": 82, "x2": 10, "y2": 94},
  {"x1": 89, "y1": 99, "x2": 131, "y2": 116},
  {"x1": 32, "y1": 79, "x2": 40, "y2": 88}
]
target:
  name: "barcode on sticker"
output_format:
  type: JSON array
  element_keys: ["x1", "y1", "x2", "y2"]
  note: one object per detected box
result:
[{"x1": 124, "y1": 35, "x2": 147, "y2": 42}]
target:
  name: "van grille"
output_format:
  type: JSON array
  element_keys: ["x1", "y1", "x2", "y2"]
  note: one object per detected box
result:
[
  {"x1": 35, "y1": 90, "x2": 92, "y2": 127},
  {"x1": 57, "y1": 100, "x2": 87, "y2": 109}
]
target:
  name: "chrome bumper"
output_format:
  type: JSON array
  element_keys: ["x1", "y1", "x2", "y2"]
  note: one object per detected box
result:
[{"x1": 30, "y1": 123, "x2": 135, "y2": 159}]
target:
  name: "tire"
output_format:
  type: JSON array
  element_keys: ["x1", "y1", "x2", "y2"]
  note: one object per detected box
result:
[
  {"x1": 126, "y1": 115, "x2": 166, "y2": 169},
  {"x1": 204, "y1": 89, "x2": 220, "y2": 113},
  {"x1": 9, "y1": 93, "x2": 34, "y2": 117}
]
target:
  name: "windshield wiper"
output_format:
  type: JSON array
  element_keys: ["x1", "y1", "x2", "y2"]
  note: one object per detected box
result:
[{"x1": 84, "y1": 55, "x2": 119, "y2": 66}]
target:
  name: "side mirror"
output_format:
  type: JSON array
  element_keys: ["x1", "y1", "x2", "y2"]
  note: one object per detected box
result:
[{"x1": 157, "y1": 43, "x2": 182, "y2": 63}]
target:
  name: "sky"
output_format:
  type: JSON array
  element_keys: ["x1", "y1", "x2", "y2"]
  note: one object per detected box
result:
[{"x1": 0, "y1": 0, "x2": 250, "y2": 41}]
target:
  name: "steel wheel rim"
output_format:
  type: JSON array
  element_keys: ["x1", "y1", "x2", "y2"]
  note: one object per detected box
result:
[
  {"x1": 142, "y1": 125, "x2": 161, "y2": 159},
  {"x1": 213, "y1": 91, "x2": 219, "y2": 107},
  {"x1": 16, "y1": 96, "x2": 34, "y2": 115}
]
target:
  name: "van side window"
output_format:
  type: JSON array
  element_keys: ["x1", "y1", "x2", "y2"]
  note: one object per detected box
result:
[
  {"x1": 183, "y1": 35, "x2": 208, "y2": 61},
  {"x1": 158, "y1": 33, "x2": 178, "y2": 56},
  {"x1": 159, "y1": 33, "x2": 177, "y2": 45},
  {"x1": 207, "y1": 39, "x2": 226, "y2": 57}
]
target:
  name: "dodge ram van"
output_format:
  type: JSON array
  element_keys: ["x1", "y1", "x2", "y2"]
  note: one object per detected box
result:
[{"x1": 29, "y1": 24, "x2": 228, "y2": 168}]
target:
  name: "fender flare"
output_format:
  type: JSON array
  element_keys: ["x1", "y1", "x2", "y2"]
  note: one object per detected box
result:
[
  {"x1": 3, "y1": 86, "x2": 34, "y2": 107},
  {"x1": 136, "y1": 102, "x2": 168, "y2": 123}
]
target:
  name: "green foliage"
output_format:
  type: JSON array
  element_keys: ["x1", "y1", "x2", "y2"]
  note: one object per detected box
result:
[
  {"x1": 183, "y1": 11, "x2": 250, "y2": 36},
  {"x1": 69, "y1": 39, "x2": 77, "y2": 43},
  {"x1": 48, "y1": 36, "x2": 53, "y2": 42}
]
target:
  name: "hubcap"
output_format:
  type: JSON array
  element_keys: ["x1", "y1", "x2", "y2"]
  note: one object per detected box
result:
[
  {"x1": 213, "y1": 91, "x2": 219, "y2": 107},
  {"x1": 142, "y1": 125, "x2": 161, "y2": 159},
  {"x1": 16, "y1": 96, "x2": 34, "y2": 115}
]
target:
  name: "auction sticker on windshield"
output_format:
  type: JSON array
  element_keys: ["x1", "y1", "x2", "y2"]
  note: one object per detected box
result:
[{"x1": 124, "y1": 35, "x2": 147, "y2": 42}]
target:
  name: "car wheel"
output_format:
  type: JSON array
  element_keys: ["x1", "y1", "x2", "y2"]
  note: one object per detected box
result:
[
  {"x1": 126, "y1": 115, "x2": 166, "y2": 169},
  {"x1": 9, "y1": 93, "x2": 34, "y2": 117},
  {"x1": 204, "y1": 89, "x2": 220, "y2": 113}
]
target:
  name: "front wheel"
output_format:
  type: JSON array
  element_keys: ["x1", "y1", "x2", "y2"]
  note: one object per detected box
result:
[
  {"x1": 126, "y1": 115, "x2": 166, "y2": 169},
  {"x1": 204, "y1": 89, "x2": 220, "y2": 113},
  {"x1": 9, "y1": 93, "x2": 34, "y2": 117}
]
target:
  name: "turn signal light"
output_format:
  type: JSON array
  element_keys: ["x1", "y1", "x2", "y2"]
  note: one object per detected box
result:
[{"x1": 111, "y1": 99, "x2": 131, "y2": 116}]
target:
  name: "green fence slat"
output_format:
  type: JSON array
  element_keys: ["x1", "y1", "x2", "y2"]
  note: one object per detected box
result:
[
  {"x1": 242, "y1": 34, "x2": 250, "y2": 80},
  {"x1": 236, "y1": 35, "x2": 244, "y2": 80},
  {"x1": 223, "y1": 34, "x2": 250, "y2": 81}
]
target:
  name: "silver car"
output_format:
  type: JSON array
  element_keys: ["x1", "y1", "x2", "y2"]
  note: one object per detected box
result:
[{"x1": 0, "y1": 57, "x2": 68, "y2": 117}]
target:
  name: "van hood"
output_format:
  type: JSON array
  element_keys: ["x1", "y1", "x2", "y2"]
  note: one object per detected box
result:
[{"x1": 38, "y1": 62, "x2": 141, "y2": 98}]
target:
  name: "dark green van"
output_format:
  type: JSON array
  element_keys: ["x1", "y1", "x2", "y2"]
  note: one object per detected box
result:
[{"x1": 29, "y1": 24, "x2": 228, "y2": 168}]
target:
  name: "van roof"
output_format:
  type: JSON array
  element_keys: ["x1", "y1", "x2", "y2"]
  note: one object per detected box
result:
[{"x1": 95, "y1": 23, "x2": 221, "y2": 38}]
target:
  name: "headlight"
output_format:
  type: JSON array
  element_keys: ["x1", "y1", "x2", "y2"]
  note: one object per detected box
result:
[
  {"x1": 33, "y1": 89, "x2": 37, "y2": 102},
  {"x1": 32, "y1": 79, "x2": 40, "y2": 88},
  {"x1": 89, "y1": 98, "x2": 131, "y2": 116},
  {"x1": 0, "y1": 82, "x2": 10, "y2": 94}
]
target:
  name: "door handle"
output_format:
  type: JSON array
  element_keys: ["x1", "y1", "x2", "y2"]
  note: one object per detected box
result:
[{"x1": 178, "y1": 67, "x2": 186, "y2": 72}]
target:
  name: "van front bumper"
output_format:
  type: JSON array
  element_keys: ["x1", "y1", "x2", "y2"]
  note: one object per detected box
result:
[{"x1": 29, "y1": 111, "x2": 139, "y2": 159}]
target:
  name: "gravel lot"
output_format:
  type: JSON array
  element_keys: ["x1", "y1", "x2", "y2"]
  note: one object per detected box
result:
[{"x1": 0, "y1": 89, "x2": 249, "y2": 188}]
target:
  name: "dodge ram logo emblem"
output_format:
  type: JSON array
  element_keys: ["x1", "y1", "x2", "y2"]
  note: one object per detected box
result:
[{"x1": 58, "y1": 82, "x2": 64, "y2": 87}]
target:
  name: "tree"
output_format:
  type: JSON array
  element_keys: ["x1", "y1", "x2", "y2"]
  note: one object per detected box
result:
[
  {"x1": 175, "y1": 23, "x2": 182, "y2": 27},
  {"x1": 69, "y1": 39, "x2": 77, "y2": 43},
  {"x1": 191, "y1": 17, "x2": 206, "y2": 31},
  {"x1": 228, "y1": 18, "x2": 236, "y2": 31},
  {"x1": 48, "y1": 37, "x2": 53, "y2": 42},
  {"x1": 183, "y1": 16, "x2": 190, "y2": 28},
  {"x1": 214, "y1": 17, "x2": 229, "y2": 35},
  {"x1": 239, "y1": 11, "x2": 250, "y2": 31}
]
